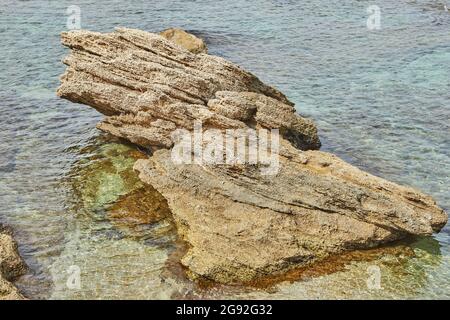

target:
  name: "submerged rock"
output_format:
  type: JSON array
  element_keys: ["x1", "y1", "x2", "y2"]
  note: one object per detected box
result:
[
  {"x1": 106, "y1": 186, "x2": 176, "y2": 244},
  {"x1": 57, "y1": 28, "x2": 319, "y2": 151},
  {"x1": 0, "y1": 225, "x2": 27, "y2": 299},
  {"x1": 67, "y1": 138, "x2": 177, "y2": 252},
  {"x1": 57, "y1": 28, "x2": 448, "y2": 283}
]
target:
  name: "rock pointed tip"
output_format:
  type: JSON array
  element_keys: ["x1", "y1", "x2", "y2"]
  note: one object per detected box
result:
[{"x1": 431, "y1": 209, "x2": 448, "y2": 233}]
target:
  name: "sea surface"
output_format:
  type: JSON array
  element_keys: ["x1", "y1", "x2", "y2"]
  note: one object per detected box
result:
[{"x1": 0, "y1": 0, "x2": 449, "y2": 299}]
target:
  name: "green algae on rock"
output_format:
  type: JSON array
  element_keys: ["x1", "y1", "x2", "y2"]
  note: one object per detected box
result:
[
  {"x1": 68, "y1": 140, "x2": 177, "y2": 243},
  {"x1": 70, "y1": 142, "x2": 147, "y2": 212}
]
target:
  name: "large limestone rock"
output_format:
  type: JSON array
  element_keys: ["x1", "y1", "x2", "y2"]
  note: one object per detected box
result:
[
  {"x1": 57, "y1": 28, "x2": 447, "y2": 283},
  {"x1": 0, "y1": 225, "x2": 26, "y2": 299}
]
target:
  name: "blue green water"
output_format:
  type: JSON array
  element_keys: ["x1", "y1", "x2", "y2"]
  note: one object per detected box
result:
[{"x1": 0, "y1": 0, "x2": 449, "y2": 299}]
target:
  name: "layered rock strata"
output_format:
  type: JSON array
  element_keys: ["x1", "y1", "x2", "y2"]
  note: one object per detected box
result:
[{"x1": 58, "y1": 28, "x2": 447, "y2": 283}]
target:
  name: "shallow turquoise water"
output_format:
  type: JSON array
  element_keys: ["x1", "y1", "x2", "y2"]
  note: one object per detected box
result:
[{"x1": 0, "y1": 0, "x2": 449, "y2": 299}]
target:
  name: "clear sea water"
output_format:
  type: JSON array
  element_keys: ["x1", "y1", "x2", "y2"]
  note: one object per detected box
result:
[{"x1": 0, "y1": 0, "x2": 449, "y2": 299}]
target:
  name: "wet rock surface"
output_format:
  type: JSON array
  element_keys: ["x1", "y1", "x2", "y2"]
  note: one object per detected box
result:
[{"x1": 0, "y1": 225, "x2": 27, "y2": 299}]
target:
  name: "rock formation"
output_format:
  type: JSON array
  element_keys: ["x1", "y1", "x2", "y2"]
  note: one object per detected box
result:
[
  {"x1": 57, "y1": 28, "x2": 448, "y2": 283},
  {"x1": 159, "y1": 28, "x2": 207, "y2": 54},
  {"x1": 0, "y1": 224, "x2": 26, "y2": 299}
]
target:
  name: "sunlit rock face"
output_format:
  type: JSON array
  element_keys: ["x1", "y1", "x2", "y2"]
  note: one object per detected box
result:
[
  {"x1": 69, "y1": 141, "x2": 176, "y2": 244},
  {"x1": 57, "y1": 28, "x2": 448, "y2": 283},
  {"x1": 57, "y1": 28, "x2": 320, "y2": 151}
]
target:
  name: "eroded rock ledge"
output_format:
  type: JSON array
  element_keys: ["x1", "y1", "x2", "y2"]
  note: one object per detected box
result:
[{"x1": 58, "y1": 28, "x2": 447, "y2": 283}]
